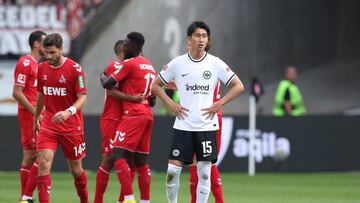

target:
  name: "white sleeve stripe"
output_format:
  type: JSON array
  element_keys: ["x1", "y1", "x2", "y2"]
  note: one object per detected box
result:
[
  {"x1": 159, "y1": 73, "x2": 169, "y2": 84},
  {"x1": 225, "y1": 74, "x2": 235, "y2": 86}
]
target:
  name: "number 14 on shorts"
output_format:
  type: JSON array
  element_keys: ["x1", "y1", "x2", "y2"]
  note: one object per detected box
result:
[{"x1": 73, "y1": 143, "x2": 86, "y2": 157}]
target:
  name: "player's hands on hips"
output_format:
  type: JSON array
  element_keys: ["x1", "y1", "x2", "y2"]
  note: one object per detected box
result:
[
  {"x1": 201, "y1": 101, "x2": 222, "y2": 119},
  {"x1": 52, "y1": 110, "x2": 71, "y2": 123},
  {"x1": 168, "y1": 101, "x2": 189, "y2": 119},
  {"x1": 165, "y1": 80, "x2": 177, "y2": 90}
]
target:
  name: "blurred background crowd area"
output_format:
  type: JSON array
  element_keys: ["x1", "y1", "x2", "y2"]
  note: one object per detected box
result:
[{"x1": 1, "y1": 0, "x2": 360, "y2": 116}]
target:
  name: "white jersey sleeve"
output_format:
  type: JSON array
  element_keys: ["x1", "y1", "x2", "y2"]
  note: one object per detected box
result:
[
  {"x1": 159, "y1": 59, "x2": 177, "y2": 84},
  {"x1": 216, "y1": 57, "x2": 236, "y2": 86}
]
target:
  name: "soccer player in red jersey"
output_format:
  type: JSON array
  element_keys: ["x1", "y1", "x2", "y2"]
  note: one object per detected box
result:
[
  {"x1": 94, "y1": 40, "x2": 144, "y2": 203},
  {"x1": 13, "y1": 30, "x2": 47, "y2": 203},
  {"x1": 34, "y1": 33, "x2": 88, "y2": 203},
  {"x1": 189, "y1": 82, "x2": 224, "y2": 203},
  {"x1": 101, "y1": 32, "x2": 156, "y2": 203}
]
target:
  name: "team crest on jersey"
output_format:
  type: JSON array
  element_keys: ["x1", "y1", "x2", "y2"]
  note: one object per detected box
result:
[
  {"x1": 203, "y1": 70, "x2": 212, "y2": 79},
  {"x1": 59, "y1": 74, "x2": 66, "y2": 83},
  {"x1": 43, "y1": 75, "x2": 47, "y2": 80},
  {"x1": 23, "y1": 59, "x2": 30, "y2": 67}
]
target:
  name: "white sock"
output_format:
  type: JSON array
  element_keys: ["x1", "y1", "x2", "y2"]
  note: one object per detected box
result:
[
  {"x1": 196, "y1": 161, "x2": 211, "y2": 203},
  {"x1": 166, "y1": 163, "x2": 182, "y2": 203},
  {"x1": 21, "y1": 195, "x2": 33, "y2": 200},
  {"x1": 124, "y1": 194, "x2": 135, "y2": 201},
  {"x1": 140, "y1": 200, "x2": 150, "y2": 203}
]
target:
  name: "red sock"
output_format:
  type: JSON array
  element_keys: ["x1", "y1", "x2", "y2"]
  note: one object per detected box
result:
[
  {"x1": 74, "y1": 171, "x2": 89, "y2": 203},
  {"x1": 37, "y1": 175, "x2": 51, "y2": 203},
  {"x1": 94, "y1": 165, "x2": 110, "y2": 203},
  {"x1": 211, "y1": 165, "x2": 224, "y2": 203},
  {"x1": 136, "y1": 164, "x2": 151, "y2": 201},
  {"x1": 189, "y1": 165, "x2": 198, "y2": 203},
  {"x1": 119, "y1": 166, "x2": 136, "y2": 202},
  {"x1": 24, "y1": 161, "x2": 39, "y2": 197},
  {"x1": 20, "y1": 165, "x2": 31, "y2": 196},
  {"x1": 114, "y1": 159, "x2": 133, "y2": 198}
]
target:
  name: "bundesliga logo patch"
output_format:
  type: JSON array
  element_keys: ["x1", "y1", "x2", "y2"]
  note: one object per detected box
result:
[{"x1": 78, "y1": 76, "x2": 85, "y2": 88}]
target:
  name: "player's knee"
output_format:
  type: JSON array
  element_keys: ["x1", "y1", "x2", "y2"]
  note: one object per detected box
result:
[
  {"x1": 22, "y1": 150, "x2": 37, "y2": 165},
  {"x1": 69, "y1": 167, "x2": 83, "y2": 177},
  {"x1": 101, "y1": 156, "x2": 114, "y2": 169},
  {"x1": 38, "y1": 158, "x2": 51, "y2": 172},
  {"x1": 166, "y1": 163, "x2": 182, "y2": 184},
  {"x1": 197, "y1": 161, "x2": 211, "y2": 181}
]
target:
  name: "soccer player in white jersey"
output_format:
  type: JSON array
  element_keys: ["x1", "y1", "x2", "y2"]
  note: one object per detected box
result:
[{"x1": 152, "y1": 21, "x2": 244, "y2": 203}]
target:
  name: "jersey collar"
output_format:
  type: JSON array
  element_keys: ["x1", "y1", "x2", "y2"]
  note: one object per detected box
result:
[{"x1": 188, "y1": 52, "x2": 207, "y2": 63}]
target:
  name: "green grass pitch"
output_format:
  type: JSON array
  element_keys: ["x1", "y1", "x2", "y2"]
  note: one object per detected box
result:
[{"x1": 0, "y1": 171, "x2": 359, "y2": 203}]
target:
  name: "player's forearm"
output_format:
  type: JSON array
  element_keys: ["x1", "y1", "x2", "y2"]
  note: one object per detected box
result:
[
  {"x1": 107, "y1": 89, "x2": 131, "y2": 101},
  {"x1": 71, "y1": 93, "x2": 87, "y2": 111},
  {"x1": 12, "y1": 87, "x2": 35, "y2": 114},
  {"x1": 34, "y1": 93, "x2": 44, "y2": 119},
  {"x1": 219, "y1": 76, "x2": 244, "y2": 106},
  {"x1": 152, "y1": 79, "x2": 173, "y2": 106}
]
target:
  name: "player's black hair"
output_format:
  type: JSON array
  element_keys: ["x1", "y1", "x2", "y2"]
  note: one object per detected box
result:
[
  {"x1": 187, "y1": 21, "x2": 211, "y2": 37},
  {"x1": 43, "y1": 33, "x2": 63, "y2": 49},
  {"x1": 29, "y1": 30, "x2": 46, "y2": 49},
  {"x1": 126, "y1": 32, "x2": 145, "y2": 51},
  {"x1": 114, "y1": 40, "x2": 124, "y2": 55}
]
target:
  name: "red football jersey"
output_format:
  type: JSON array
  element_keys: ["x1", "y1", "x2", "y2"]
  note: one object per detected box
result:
[
  {"x1": 213, "y1": 81, "x2": 222, "y2": 115},
  {"x1": 37, "y1": 58, "x2": 87, "y2": 135},
  {"x1": 101, "y1": 60, "x2": 123, "y2": 121},
  {"x1": 14, "y1": 55, "x2": 38, "y2": 109},
  {"x1": 110, "y1": 56, "x2": 155, "y2": 117}
]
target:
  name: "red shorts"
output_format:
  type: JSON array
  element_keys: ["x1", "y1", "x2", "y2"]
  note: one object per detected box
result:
[
  {"x1": 18, "y1": 108, "x2": 37, "y2": 150},
  {"x1": 37, "y1": 129, "x2": 86, "y2": 160},
  {"x1": 100, "y1": 119, "x2": 119, "y2": 155},
  {"x1": 112, "y1": 116, "x2": 153, "y2": 154}
]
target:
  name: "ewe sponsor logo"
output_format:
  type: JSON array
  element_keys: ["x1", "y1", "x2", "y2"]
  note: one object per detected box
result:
[
  {"x1": 43, "y1": 86, "x2": 67, "y2": 96},
  {"x1": 232, "y1": 129, "x2": 291, "y2": 163}
]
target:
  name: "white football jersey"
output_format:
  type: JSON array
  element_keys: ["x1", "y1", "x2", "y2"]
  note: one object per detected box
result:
[{"x1": 159, "y1": 52, "x2": 236, "y2": 131}]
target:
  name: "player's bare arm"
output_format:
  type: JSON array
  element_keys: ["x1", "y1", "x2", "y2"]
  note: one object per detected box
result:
[
  {"x1": 152, "y1": 76, "x2": 188, "y2": 119},
  {"x1": 107, "y1": 88, "x2": 145, "y2": 103},
  {"x1": 52, "y1": 93, "x2": 87, "y2": 123},
  {"x1": 100, "y1": 72, "x2": 117, "y2": 89},
  {"x1": 34, "y1": 93, "x2": 44, "y2": 135},
  {"x1": 12, "y1": 85, "x2": 36, "y2": 115},
  {"x1": 202, "y1": 75, "x2": 244, "y2": 119}
]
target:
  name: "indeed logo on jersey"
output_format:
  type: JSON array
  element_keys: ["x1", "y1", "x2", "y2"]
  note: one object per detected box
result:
[
  {"x1": 43, "y1": 86, "x2": 67, "y2": 96},
  {"x1": 186, "y1": 83, "x2": 210, "y2": 94}
]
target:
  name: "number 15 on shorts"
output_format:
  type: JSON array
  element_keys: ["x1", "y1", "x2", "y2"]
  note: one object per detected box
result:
[{"x1": 202, "y1": 141, "x2": 212, "y2": 154}]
